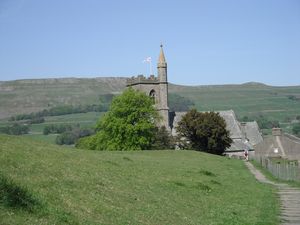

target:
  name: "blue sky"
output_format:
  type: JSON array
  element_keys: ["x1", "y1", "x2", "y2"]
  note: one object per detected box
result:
[{"x1": 0, "y1": 0, "x2": 299, "y2": 86}]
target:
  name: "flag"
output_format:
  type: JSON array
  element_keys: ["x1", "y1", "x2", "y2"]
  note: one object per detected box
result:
[{"x1": 143, "y1": 56, "x2": 152, "y2": 63}]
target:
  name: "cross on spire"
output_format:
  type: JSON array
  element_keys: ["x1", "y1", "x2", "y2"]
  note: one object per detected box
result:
[{"x1": 158, "y1": 44, "x2": 166, "y2": 63}]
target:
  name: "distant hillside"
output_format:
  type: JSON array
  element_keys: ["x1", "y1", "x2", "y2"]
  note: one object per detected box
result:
[
  {"x1": 0, "y1": 77, "x2": 300, "y2": 124},
  {"x1": 0, "y1": 77, "x2": 127, "y2": 119},
  {"x1": 168, "y1": 82, "x2": 300, "y2": 123}
]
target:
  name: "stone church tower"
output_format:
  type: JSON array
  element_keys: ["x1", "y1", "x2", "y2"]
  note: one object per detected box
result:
[{"x1": 126, "y1": 45, "x2": 169, "y2": 129}]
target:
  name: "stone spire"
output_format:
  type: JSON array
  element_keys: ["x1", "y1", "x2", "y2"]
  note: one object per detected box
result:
[
  {"x1": 157, "y1": 44, "x2": 167, "y2": 82},
  {"x1": 158, "y1": 44, "x2": 166, "y2": 64},
  {"x1": 157, "y1": 44, "x2": 169, "y2": 129}
]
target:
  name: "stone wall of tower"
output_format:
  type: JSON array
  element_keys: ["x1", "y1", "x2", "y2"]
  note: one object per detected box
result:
[{"x1": 126, "y1": 45, "x2": 170, "y2": 129}]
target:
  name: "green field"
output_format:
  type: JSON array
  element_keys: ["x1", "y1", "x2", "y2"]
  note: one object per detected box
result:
[
  {"x1": 29, "y1": 112, "x2": 103, "y2": 133},
  {"x1": 0, "y1": 135, "x2": 279, "y2": 225},
  {"x1": 170, "y1": 83, "x2": 300, "y2": 122},
  {"x1": 0, "y1": 112, "x2": 104, "y2": 144}
]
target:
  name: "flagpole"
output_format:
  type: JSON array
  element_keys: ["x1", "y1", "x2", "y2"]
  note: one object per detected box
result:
[
  {"x1": 143, "y1": 57, "x2": 152, "y2": 75},
  {"x1": 150, "y1": 60, "x2": 152, "y2": 75}
]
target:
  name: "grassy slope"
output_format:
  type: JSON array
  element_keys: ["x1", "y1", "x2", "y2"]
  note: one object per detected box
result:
[
  {"x1": 169, "y1": 83, "x2": 300, "y2": 122},
  {"x1": 0, "y1": 78, "x2": 126, "y2": 119},
  {"x1": 0, "y1": 135, "x2": 279, "y2": 225}
]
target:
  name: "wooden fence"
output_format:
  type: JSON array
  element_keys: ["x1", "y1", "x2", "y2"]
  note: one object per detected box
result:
[{"x1": 255, "y1": 156, "x2": 300, "y2": 181}]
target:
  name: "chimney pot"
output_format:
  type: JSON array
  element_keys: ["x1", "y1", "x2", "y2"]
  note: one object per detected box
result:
[{"x1": 272, "y1": 128, "x2": 282, "y2": 136}]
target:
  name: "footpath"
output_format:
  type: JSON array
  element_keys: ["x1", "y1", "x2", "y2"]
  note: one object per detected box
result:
[{"x1": 245, "y1": 161, "x2": 300, "y2": 225}]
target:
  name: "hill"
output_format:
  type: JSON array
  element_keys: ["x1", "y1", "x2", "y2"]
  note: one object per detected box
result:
[
  {"x1": 0, "y1": 77, "x2": 300, "y2": 129},
  {"x1": 0, "y1": 135, "x2": 278, "y2": 225},
  {"x1": 0, "y1": 77, "x2": 127, "y2": 119},
  {"x1": 169, "y1": 82, "x2": 300, "y2": 121}
]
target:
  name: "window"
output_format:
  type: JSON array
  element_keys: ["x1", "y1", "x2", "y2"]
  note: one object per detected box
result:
[{"x1": 149, "y1": 90, "x2": 156, "y2": 104}]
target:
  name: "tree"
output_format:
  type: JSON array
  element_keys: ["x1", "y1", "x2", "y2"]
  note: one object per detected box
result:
[
  {"x1": 256, "y1": 115, "x2": 279, "y2": 129},
  {"x1": 55, "y1": 128, "x2": 95, "y2": 145},
  {"x1": 0, "y1": 123, "x2": 29, "y2": 135},
  {"x1": 56, "y1": 132, "x2": 77, "y2": 145},
  {"x1": 75, "y1": 135, "x2": 98, "y2": 149},
  {"x1": 151, "y1": 126, "x2": 175, "y2": 150},
  {"x1": 292, "y1": 123, "x2": 300, "y2": 137},
  {"x1": 176, "y1": 109, "x2": 232, "y2": 155},
  {"x1": 84, "y1": 88, "x2": 159, "y2": 150}
]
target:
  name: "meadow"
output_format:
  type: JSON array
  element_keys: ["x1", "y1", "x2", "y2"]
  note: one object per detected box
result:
[
  {"x1": 0, "y1": 135, "x2": 279, "y2": 225},
  {"x1": 29, "y1": 112, "x2": 103, "y2": 133},
  {"x1": 0, "y1": 112, "x2": 103, "y2": 144}
]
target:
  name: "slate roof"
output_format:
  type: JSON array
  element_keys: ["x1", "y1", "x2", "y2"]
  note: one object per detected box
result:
[
  {"x1": 255, "y1": 131, "x2": 300, "y2": 160},
  {"x1": 218, "y1": 110, "x2": 243, "y2": 139},
  {"x1": 244, "y1": 121, "x2": 263, "y2": 146}
]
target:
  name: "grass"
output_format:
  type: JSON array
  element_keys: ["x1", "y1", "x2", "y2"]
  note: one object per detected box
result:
[
  {"x1": 0, "y1": 174, "x2": 43, "y2": 212},
  {"x1": 23, "y1": 134, "x2": 58, "y2": 144},
  {"x1": 251, "y1": 160, "x2": 300, "y2": 188},
  {"x1": 0, "y1": 134, "x2": 279, "y2": 225},
  {"x1": 170, "y1": 84, "x2": 300, "y2": 121},
  {"x1": 29, "y1": 112, "x2": 103, "y2": 133},
  {"x1": 0, "y1": 112, "x2": 104, "y2": 144}
]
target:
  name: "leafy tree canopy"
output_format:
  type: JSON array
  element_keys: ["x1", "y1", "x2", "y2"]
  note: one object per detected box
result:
[
  {"x1": 176, "y1": 109, "x2": 232, "y2": 155},
  {"x1": 292, "y1": 123, "x2": 300, "y2": 137},
  {"x1": 85, "y1": 88, "x2": 159, "y2": 151}
]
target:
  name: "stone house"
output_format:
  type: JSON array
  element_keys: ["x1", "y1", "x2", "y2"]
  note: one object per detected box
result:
[{"x1": 255, "y1": 128, "x2": 300, "y2": 161}]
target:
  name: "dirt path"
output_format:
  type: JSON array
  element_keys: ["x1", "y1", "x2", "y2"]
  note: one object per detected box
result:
[{"x1": 245, "y1": 161, "x2": 300, "y2": 225}]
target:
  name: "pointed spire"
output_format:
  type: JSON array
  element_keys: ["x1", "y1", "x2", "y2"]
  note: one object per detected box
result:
[{"x1": 158, "y1": 44, "x2": 166, "y2": 63}]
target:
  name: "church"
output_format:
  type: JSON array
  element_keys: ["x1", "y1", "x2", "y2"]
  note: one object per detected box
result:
[{"x1": 126, "y1": 45, "x2": 263, "y2": 155}]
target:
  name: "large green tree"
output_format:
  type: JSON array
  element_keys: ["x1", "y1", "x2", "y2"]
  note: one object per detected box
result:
[
  {"x1": 176, "y1": 109, "x2": 232, "y2": 155},
  {"x1": 82, "y1": 88, "x2": 159, "y2": 150}
]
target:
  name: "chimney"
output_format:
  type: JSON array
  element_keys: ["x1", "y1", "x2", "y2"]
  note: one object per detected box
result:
[
  {"x1": 240, "y1": 122, "x2": 247, "y2": 140},
  {"x1": 272, "y1": 128, "x2": 282, "y2": 136}
]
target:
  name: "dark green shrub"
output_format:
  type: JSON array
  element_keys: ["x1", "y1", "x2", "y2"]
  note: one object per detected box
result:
[
  {"x1": 43, "y1": 124, "x2": 72, "y2": 135},
  {"x1": 0, "y1": 124, "x2": 29, "y2": 135},
  {"x1": 55, "y1": 132, "x2": 77, "y2": 145}
]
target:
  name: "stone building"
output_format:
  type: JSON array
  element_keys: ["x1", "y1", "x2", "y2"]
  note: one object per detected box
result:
[
  {"x1": 126, "y1": 45, "x2": 169, "y2": 128},
  {"x1": 126, "y1": 45, "x2": 263, "y2": 154},
  {"x1": 172, "y1": 110, "x2": 263, "y2": 155},
  {"x1": 255, "y1": 128, "x2": 300, "y2": 161}
]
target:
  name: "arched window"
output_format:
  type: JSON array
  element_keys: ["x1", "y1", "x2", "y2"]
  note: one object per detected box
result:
[{"x1": 149, "y1": 89, "x2": 156, "y2": 104}]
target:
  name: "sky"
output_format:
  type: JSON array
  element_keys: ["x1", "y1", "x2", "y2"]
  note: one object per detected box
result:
[{"x1": 0, "y1": 0, "x2": 299, "y2": 86}]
